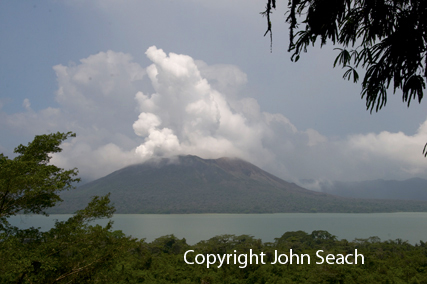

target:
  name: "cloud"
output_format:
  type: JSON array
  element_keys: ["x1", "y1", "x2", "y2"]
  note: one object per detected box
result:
[
  {"x1": 1, "y1": 46, "x2": 427, "y2": 185},
  {"x1": 53, "y1": 50, "x2": 145, "y2": 120},
  {"x1": 347, "y1": 122, "x2": 427, "y2": 176},
  {"x1": 297, "y1": 122, "x2": 427, "y2": 190},
  {"x1": 22, "y1": 99, "x2": 31, "y2": 111},
  {"x1": 129, "y1": 47, "x2": 427, "y2": 184},
  {"x1": 1, "y1": 50, "x2": 147, "y2": 179},
  {"x1": 131, "y1": 46, "x2": 278, "y2": 166}
]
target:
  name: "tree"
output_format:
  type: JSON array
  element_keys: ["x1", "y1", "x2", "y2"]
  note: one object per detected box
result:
[
  {"x1": 262, "y1": 0, "x2": 427, "y2": 153},
  {"x1": 0, "y1": 132, "x2": 138, "y2": 283},
  {"x1": 0, "y1": 132, "x2": 80, "y2": 228}
]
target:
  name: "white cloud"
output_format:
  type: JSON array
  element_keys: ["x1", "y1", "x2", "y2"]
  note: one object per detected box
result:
[
  {"x1": 51, "y1": 137, "x2": 142, "y2": 181},
  {"x1": 133, "y1": 112, "x2": 162, "y2": 137},
  {"x1": 22, "y1": 99, "x2": 31, "y2": 111},
  {"x1": 1, "y1": 50, "x2": 147, "y2": 180},
  {"x1": 2, "y1": 46, "x2": 427, "y2": 184},
  {"x1": 195, "y1": 60, "x2": 248, "y2": 98},
  {"x1": 135, "y1": 128, "x2": 180, "y2": 158},
  {"x1": 129, "y1": 47, "x2": 427, "y2": 184},
  {"x1": 53, "y1": 50, "x2": 145, "y2": 115},
  {"x1": 347, "y1": 121, "x2": 427, "y2": 176}
]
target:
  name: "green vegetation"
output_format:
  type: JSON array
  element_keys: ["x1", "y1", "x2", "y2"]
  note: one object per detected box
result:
[
  {"x1": 2, "y1": 133, "x2": 427, "y2": 282},
  {"x1": 0, "y1": 195, "x2": 136, "y2": 283},
  {"x1": 3, "y1": 227, "x2": 427, "y2": 283},
  {"x1": 0, "y1": 132, "x2": 79, "y2": 224},
  {"x1": 0, "y1": 132, "x2": 136, "y2": 282}
]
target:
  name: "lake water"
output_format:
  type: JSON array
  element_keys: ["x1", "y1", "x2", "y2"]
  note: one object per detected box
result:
[{"x1": 8, "y1": 213, "x2": 427, "y2": 245}]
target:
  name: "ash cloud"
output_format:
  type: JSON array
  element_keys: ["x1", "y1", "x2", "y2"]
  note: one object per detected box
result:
[{"x1": 1, "y1": 46, "x2": 427, "y2": 184}]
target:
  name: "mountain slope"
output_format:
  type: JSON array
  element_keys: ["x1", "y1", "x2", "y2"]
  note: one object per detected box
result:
[
  {"x1": 320, "y1": 178, "x2": 427, "y2": 200},
  {"x1": 53, "y1": 155, "x2": 427, "y2": 213}
]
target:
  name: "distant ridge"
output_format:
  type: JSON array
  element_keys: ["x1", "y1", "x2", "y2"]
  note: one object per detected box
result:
[
  {"x1": 320, "y1": 178, "x2": 427, "y2": 200},
  {"x1": 52, "y1": 155, "x2": 427, "y2": 213}
]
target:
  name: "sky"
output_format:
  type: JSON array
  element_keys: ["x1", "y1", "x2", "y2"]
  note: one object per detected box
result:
[{"x1": 1, "y1": 0, "x2": 426, "y2": 189}]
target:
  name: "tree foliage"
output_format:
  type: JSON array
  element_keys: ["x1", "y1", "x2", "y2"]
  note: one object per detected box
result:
[
  {"x1": 0, "y1": 194, "x2": 138, "y2": 283},
  {"x1": 0, "y1": 133, "x2": 137, "y2": 283},
  {"x1": 0, "y1": 132, "x2": 80, "y2": 227},
  {"x1": 262, "y1": 0, "x2": 426, "y2": 113}
]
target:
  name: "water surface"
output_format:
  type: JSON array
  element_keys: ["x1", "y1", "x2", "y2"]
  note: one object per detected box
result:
[{"x1": 9, "y1": 213, "x2": 427, "y2": 244}]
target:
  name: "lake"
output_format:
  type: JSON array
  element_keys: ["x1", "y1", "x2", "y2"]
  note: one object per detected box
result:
[{"x1": 8, "y1": 213, "x2": 427, "y2": 245}]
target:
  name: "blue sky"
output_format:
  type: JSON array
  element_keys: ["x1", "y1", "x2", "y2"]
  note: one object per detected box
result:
[{"x1": 1, "y1": 0, "x2": 426, "y2": 188}]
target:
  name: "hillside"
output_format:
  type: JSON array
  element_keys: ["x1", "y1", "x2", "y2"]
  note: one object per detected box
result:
[
  {"x1": 52, "y1": 155, "x2": 427, "y2": 213},
  {"x1": 320, "y1": 178, "x2": 427, "y2": 200}
]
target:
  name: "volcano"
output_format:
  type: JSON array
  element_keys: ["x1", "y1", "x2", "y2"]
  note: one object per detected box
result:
[{"x1": 53, "y1": 155, "x2": 427, "y2": 213}]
